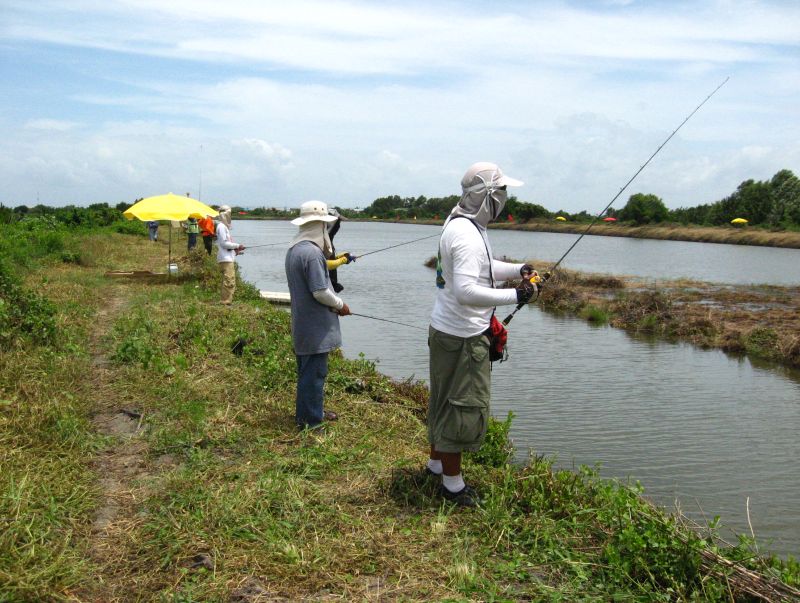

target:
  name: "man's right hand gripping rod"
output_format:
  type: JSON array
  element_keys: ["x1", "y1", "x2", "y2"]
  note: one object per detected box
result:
[{"x1": 502, "y1": 270, "x2": 552, "y2": 326}]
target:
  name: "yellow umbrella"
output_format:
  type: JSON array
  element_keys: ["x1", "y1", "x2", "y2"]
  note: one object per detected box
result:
[
  {"x1": 731, "y1": 218, "x2": 748, "y2": 224},
  {"x1": 124, "y1": 193, "x2": 220, "y2": 270},
  {"x1": 124, "y1": 192, "x2": 218, "y2": 221},
  {"x1": 555, "y1": 216, "x2": 567, "y2": 221}
]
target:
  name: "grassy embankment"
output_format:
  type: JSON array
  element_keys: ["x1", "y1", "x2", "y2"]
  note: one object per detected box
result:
[
  {"x1": 529, "y1": 267, "x2": 800, "y2": 370},
  {"x1": 493, "y1": 221, "x2": 800, "y2": 249},
  {"x1": 2, "y1": 225, "x2": 799, "y2": 601}
]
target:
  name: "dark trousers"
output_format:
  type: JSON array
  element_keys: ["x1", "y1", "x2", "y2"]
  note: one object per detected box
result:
[
  {"x1": 295, "y1": 353, "x2": 328, "y2": 428},
  {"x1": 202, "y1": 235, "x2": 213, "y2": 255},
  {"x1": 188, "y1": 233, "x2": 198, "y2": 250}
]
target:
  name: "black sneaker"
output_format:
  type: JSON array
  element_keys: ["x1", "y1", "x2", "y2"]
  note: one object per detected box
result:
[{"x1": 439, "y1": 484, "x2": 481, "y2": 507}]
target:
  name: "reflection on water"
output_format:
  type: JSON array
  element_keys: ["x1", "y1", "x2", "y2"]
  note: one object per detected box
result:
[{"x1": 236, "y1": 219, "x2": 800, "y2": 557}]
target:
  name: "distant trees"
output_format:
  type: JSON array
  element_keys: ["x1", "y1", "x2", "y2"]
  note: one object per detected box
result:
[
  {"x1": 618, "y1": 193, "x2": 669, "y2": 225},
  {"x1": 360, "y1": 194, "x2": 461, "y2": 219},
  {"x1": 669, "y1": 170, "x2": 800, "y2": 228}
]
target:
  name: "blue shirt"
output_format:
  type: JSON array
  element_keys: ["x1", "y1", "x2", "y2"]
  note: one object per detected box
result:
[{"x1": 285, "y1": 241, "x2": 342, "y2": 355}]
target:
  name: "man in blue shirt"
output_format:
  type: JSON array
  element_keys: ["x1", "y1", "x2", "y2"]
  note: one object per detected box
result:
[{"x1": 285, "y1": 201, "x2": 352, "y2": 431}]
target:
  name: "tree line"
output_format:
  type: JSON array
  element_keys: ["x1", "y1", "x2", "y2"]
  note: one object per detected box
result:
[
  {"x1": 3, "y1": 169, "x2": 798, "y2": 229},
  {"x1": 356, "y1": 169, "x2": 800, "y2": 229}
]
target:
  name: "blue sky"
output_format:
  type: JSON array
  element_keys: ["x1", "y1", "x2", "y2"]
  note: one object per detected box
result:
[{"x1": 1, "y1": 0, "x2": 798, "y2": 212}]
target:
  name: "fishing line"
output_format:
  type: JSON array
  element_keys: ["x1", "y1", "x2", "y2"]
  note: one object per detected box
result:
[
  {"x1": 356, "y1": 233, "x2": 440, "y2": 259},
  {"x1": 503, "y1": 76, "x2": 730, "y2": 327},
  {"x1": 349, "y1": 312, "x2": 427, "y2": 331}
]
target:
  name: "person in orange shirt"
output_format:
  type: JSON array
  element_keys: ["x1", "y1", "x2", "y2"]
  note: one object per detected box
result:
[{"x1": 198, "y1": 214, "x2": 216, "y2": 255}]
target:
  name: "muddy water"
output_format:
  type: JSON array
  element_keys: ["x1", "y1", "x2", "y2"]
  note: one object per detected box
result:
[{"x1": 236, "y1": 220, "x2": 800, "y2": 556}]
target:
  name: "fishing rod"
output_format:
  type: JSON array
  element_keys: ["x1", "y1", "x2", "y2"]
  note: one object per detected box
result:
[
  {"x1": 502, "y1": 76, "x2": 730, "y2": 328},
  {"x1": 326, "y1": 306, "x2": 426, "y2": 330},
  {"x1": 242, "y1": 240, "x2": 292, "y2": 249},
  {"x1": 349, "y1": 312, "x2": 427, "y2": 331},
  {"x1": 241, "y1": 232, "x2": 439, "y2": 256}
]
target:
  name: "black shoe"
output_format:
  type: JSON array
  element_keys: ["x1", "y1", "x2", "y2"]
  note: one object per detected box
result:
[{"x1": 439, "y1": 484, "x2": 480, "y2": 507}]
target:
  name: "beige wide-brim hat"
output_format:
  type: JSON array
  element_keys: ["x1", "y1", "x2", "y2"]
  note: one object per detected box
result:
[{"x1": 291, "y1": 200, "x2": 338, "y2": 225}]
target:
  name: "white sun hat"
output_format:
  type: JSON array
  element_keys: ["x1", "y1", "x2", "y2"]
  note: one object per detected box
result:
[
  {"x1": 291, "y1": 200, "x2": 338, "y2": 225},
  {"x1": 461, "y1": 161, "x2": 524, "y2": 193}
]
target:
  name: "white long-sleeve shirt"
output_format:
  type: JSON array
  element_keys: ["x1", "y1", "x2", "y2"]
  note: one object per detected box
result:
[
  {"x1": 430, "y1": 217, "x2": 524, "y2": 338},
  {"x1": 215, "y1": 222, "x2": 240, "y2": 263}
]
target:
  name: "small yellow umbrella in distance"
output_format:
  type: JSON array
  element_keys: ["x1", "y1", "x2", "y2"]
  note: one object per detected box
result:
[
  {"x1": 555, "y1": 216, "x2": 567, "y2": 221},
  {"x1": 124, "y1": 193, "x2": 220, "y2": 270},
  {"x1": 731, "y1": 218, "x2": 748, "y2": 224}
]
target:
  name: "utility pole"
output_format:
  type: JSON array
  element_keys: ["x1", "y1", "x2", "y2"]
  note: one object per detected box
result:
[{"x1": 199, "y1": 144, "x2": 203, "y2": 201}]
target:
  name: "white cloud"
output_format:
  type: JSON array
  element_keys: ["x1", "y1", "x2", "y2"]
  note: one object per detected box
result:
[
  {"x1": 1, "y1": 0, "x2": 798, "y2": 209},
  {"x1": 24, "y1": 119, "x2": 80, "y2": 131}
]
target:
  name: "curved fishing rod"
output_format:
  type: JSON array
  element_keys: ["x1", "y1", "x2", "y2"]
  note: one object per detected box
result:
[{"x1": 502, "y1": 76, "x2": 730, "y2": 327}]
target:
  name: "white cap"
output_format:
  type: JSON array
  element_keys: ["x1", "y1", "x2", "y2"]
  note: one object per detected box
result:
[
  {"x1": 461, "y1": 162, "x2": 523, "y2": 193},
  {"x1": 291, "y1": 200, "x2": 338, "y2": 225},
  {"x1": 219, "y1": 204, "x2": 231, "y2": 212}
]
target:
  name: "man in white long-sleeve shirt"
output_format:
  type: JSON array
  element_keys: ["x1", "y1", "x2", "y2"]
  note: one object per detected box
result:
[
  {"x1": 285, "y1": 201, "x2": 352, "y2": 431},
  {"x1": 216, "y1": 205, "x2": 245, "y2": 305},
  {"x1": 426, "y1": 162, "x2": 537, "y2": 506}
]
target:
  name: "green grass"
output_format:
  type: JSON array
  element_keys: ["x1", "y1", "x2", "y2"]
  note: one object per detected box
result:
[{"x1": 1, "y1": 228, "x2": 798, "y2": 601}]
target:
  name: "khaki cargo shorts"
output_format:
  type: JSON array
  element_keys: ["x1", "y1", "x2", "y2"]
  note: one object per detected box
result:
[{"x1": 427, "y1": 326, "x2": 491, "y2": 453}]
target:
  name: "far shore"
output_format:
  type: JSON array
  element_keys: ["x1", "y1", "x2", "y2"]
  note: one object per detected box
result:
[{"x1": 235, "y1": 215, "x2": 800, "y2": 249}]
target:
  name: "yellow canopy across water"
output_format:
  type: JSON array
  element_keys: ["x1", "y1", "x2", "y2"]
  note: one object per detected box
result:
[
  {"x1": 555, "y1": 216, "x2": 567, "y2": 221},
  {"x1": 123, "y1": 193, "x2": 219, "y2": 222},
  {"x1": 731, "y1": 218, "x2": 748, "y2": 224}
]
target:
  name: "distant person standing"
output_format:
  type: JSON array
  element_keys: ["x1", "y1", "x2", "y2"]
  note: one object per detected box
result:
[
  {"x1": 325, "y1": 208, "x2": 355, "y2": 292},
  {"x1": 198, "y1": 214, "x2": 215, "y2": 255},
  {"x1": 285, "y1": 201, "x2": 351, "y2": 431},
  {"x1": 147, "y1": 220, "x2": 159, "y2": 241},
  {"x1": 215, "y1": 205, "x2": 244, "y2": 305},
  {"x1": 186, "y1": 217, "x2": 200, "y2": 251}
]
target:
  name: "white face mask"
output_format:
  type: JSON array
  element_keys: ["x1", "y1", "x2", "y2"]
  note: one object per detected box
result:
[
  {"x1": 451, "y1": 170, "x2": 508, "y2": 227},
  {"x1": 290, "y1": 221, "x2": 333, "y2": 257}
]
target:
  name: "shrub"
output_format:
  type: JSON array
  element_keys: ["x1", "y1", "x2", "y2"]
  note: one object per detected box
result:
[{"x1": 468, "y1": 412, "x2": 514, "y2": 468}]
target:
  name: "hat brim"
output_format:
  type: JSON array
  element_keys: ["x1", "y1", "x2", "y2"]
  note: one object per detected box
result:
[
  {"x1": 497, "y1": 174, "x2": 524, "y2": 187},
  {"x1": 291, "y1": 214, "x2": 338, "y2": 226}
]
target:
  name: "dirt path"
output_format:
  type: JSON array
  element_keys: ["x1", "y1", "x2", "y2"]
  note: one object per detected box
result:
[{"x1": 78, "y1": 287, "x2": 151, "y2": 602}]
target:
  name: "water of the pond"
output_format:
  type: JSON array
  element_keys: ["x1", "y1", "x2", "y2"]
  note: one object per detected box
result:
[{"x1": 235, "y1": 219, "x2": 800, "y2": 557}]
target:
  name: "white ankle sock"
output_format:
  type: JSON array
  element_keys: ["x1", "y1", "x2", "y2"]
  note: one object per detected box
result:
[
  {"x1": 426, "y1": 459, "x2": 443, "y2": 475},
  {"x1": 442, "y1": 473, "x2": 465, "y2": 493}
]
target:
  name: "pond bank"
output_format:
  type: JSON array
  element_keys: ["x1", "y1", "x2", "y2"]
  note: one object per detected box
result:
[
  {"x1": 1, "y1": 230, "x2": 798, "y2": 601},
  {"x1": 368, "y1": 217, "x2": 800, "y2": 249},
  {"x1": 538, "y1": 267, "x2": 800, "y2": 370}
]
